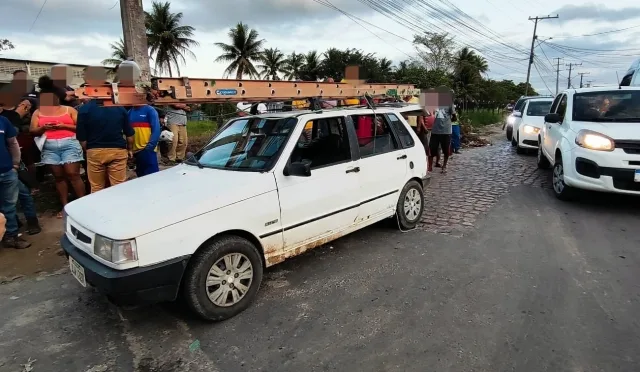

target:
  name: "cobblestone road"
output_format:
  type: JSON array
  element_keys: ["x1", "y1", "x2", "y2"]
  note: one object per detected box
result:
[{"x1": 420, "y1": 130, "x2": 551, "y2": 235}]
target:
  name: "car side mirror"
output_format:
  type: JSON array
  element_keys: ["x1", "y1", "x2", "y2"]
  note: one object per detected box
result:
[
  {"x1": 545, "y1": 113, "x2": 561, "y2": 123},
  {"x1": 284, "y1": 161, "x2": 311, "y2": 177},
  {"x1": 513, "y1": 112, "x2": 522, "y2": 118}
]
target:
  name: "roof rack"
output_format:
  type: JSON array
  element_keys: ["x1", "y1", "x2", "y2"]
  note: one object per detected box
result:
[{"x1": 74, "y1": 77, "x2": 420, "y2": 107}]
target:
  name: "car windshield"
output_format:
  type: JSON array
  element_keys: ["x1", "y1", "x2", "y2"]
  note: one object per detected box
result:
[
  {"x1": 573, "y1": 90, "x2": 640, "y2": 122},
  {"x1": 526, "y1": 101, "x2": 552, "y2": 116},
  {"x1": 186, "y1": 116, "x2": 298, "y2": 171}
]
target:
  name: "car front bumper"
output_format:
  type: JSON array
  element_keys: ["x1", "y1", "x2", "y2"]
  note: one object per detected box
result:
[
  {"x1": 518, "y1": 127, "x2": 541, "y2": 148},
  {"x1": 563, "y1": 147, "x2": 640, "y2": 195},
  {"x1": 61, "y1": 235, "x2": 190, "y2": 306}
]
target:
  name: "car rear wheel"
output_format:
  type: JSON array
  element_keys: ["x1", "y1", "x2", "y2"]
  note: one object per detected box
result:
[
  {"x1": 552, "y1": 154, "x2": 576, "y2": 201},
  {"x1": 537, "y1": 142, "x2": 550, "y2": 169},
  {"x1": 182, "y1": 235, "x2": 264, "y2": 321},
  {"x1": 396, "y1": 180, "x2": 424, "y2": 230}
]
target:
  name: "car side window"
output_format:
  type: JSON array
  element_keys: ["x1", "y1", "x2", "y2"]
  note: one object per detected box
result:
[
  {"x1": 557, "y1": 95, "x2": 568, "y2": 121},
  {"x1": 349, "y1": 114, "x2": 400, "y2": 157},
  {"x1": 289, "y1": 116, "x2": 352, "y2": 170},
  {"x1": 386, "y1": 113, "x2": 414, "y2": 148},
  {"x1": 549, "y1": 95, "x2": 562, "y2": 114}
]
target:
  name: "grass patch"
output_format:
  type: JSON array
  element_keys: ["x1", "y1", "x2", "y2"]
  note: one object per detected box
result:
[
  {"x1": 460, "y1": 110, "x2": 505, "y2": 127},
  {"x1": 186, "y1": 120, "x2": 219, "y2": 152}
]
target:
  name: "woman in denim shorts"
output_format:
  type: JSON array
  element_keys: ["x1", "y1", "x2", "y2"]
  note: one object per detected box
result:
[{"x1": 30, "y1": 76, "x2": 86, "y2": 217}]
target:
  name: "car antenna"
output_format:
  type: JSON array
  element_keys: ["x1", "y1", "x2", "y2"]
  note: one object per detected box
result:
[{"x1": 616, "y1": 71, "x2": 621, "y2": 89}]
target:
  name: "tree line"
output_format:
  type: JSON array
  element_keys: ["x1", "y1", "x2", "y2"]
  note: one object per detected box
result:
[{"x1": 100, "y1": 1, "x2": 537, "y2": 110}]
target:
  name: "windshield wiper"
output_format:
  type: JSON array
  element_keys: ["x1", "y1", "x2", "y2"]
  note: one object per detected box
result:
[{"x1": 187, "y1": 153, "x2": 204, "y2": 169}]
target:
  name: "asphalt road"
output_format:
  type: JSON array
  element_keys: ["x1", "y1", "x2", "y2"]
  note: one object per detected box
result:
[{"x1": 2, "y1": 142, "x2": 640, "y2": 372}]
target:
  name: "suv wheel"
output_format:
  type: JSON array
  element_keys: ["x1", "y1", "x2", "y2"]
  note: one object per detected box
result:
[
  {"x1": 182, "y1": 235, "x2": 264, "y2": 321},
  {"x1": 396, "y1": 180, "x2": 424, "y2": 230},
  {"x1": 537, "y1": 143, "x2": 550, "y2": 169},
  {"x1": 552, "y1": 154, "x2": 576, "y2": 201}
]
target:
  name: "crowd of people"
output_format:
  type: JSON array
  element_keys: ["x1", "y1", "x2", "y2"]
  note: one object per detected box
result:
[{"x1": 0, "y1": 65, "x2": 192, "y2": 251}]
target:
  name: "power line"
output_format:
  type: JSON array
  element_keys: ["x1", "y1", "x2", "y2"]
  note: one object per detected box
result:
[
  {"x1": 29, "y1": 0, "x2": 48, "y2": 32},
  {"x1": 533, "y1": 61, "x2": 553, "y2": 95},
  {"x1": 546, "y1": 24, "x2": 640, "y2": 39},
  {"x1": 109, "y1": 1, "x2": 119, "y2": 10}
]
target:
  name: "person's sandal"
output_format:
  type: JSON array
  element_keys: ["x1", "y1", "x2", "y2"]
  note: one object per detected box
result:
[
  {"x1": 56, "y1": 211, "x2": 64, "y2": 219},
  {"x1": 441, "y1": 167, "x2": 447, "y2": 174}
]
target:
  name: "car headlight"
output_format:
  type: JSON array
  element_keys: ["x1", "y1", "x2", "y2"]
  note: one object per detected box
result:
[
  {"x1": 94, "y1": 235, "x2": 138, "y2": 263},
  {"x1": 523, "y1": 125, "x2": 540, "y2": 134},
  {"x1": 575, "y1": 130, "x2": 615, "y2": 152}
]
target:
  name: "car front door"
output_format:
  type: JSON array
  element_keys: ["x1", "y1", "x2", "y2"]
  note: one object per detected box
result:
[
  {"x1": 349, "y1": 112, "x2": 407, "y2": 222},
  {"x1": 274, "y1": 115, "x2": 361, "y2": 252},
  {"x1": 543, "y1": 94, "x2": 566, "y2": 160}
]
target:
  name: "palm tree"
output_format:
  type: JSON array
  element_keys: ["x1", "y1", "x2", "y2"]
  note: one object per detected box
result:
[
  {"x1": 145, "y1": 1, "x2": 199, "y2": 77},
  {"x1": 215, "y1": 22, "x2": 265, "y2": 79},
  {"x1": 258, "y1": 48, "x2": 286, "y2": 80},
  {"x1": 283, "y1": 52, "x2": 304, "y2": 80},
  {"x1": 101, "y1": 38, "x2": 126, "y2": 69},
  {"x1": 300, "y1": 50, "x2": 321, "y2": 81}
]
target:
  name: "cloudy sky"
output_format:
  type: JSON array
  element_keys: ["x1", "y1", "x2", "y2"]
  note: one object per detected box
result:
[{"x1": 1, "y1": 0, "x2": 640, "y2": 94}]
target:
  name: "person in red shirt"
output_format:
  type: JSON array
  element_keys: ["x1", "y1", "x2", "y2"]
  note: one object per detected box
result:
[{"x1": 423, "y1": 112, "x2": 441, "y2": 170}]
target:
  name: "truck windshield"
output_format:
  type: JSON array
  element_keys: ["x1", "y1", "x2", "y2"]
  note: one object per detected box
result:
[
  {"x1": 573, "y1": 91, "x2": 640, "y2": 122},
  {"x1": 187, "y1": 116, "x2": 298, "y2": 171},
  {"x1": 526, "y1": 101, "x2": 553, "y2": 116}
]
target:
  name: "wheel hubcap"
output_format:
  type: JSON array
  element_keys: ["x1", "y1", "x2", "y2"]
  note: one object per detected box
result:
[
  {"x1": 553, "y1": 163, "x2": 565, "y2": 194},
  {"x1": 206, "y1": 253, "x2": 253, "y2": 307},
  {"x1": 403, "y1": 188, "x2": 422, "y2": 221}
]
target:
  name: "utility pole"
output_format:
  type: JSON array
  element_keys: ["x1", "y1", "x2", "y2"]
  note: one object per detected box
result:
[
  {"x1": 578, "y1": 72, "x2": 590, "y2": 88},
  {"x1": 566, "y1": 62, "x2": 582, "y2": 88},
  {"x1": 553, "y1": 57, "x2": 562, "y2": 95},
  {"x1": 525, "y1": 15, "x2": 559, "y2": 96},
  {"x1": 120, "y1": 0, "x2": 151, "y2": 82},
  {"x1": 586, "y1": 80, "x2": 593, "y2": 88}
]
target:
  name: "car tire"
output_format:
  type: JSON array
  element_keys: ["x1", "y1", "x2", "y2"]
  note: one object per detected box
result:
[
  {"x1": 537, "y1": 143, "x2": 550, "y2": 169},
  {"x1": 182, "y1": 235, "x2": 264, "y2": 321},
  {"x1": 506, "y1": 126, "x2": 513, "y2": 141},
  {"x1": 552, "y1": 154, "x2": 576, "y2": 201},
  {"x1": 515, "y1": 133, "x2": 525, "y2": 154},
  {"x1": 396, "y1": 180, "x2": 424, "y2": 230}
]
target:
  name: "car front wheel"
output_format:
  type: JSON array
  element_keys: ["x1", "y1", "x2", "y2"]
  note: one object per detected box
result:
[
  {"x1": 396, "y1": 180, "x2": 424, "y2": 230},
  {"x1": 506, "y1": 125, "x2": 513, "y2": 141},
  {"x1": 182, "y1": 235, "x2": 264, "y2": 321},
  {"x1": 552, "y1": 154, "x2": 576, "y2": 201},
  {"x1": 515, "y1": 133, "x2": 525, "y2": 154}
]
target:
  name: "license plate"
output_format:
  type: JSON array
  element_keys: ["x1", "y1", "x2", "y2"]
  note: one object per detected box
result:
[
  {"x1": 69, "y1": 256, "x2": 87, "y2": 287},
  {"x1": 635, "y1": 170, "x2": 640, "y2": 183}
]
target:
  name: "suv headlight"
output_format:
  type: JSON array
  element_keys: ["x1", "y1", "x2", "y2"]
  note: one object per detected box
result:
[
  {"x1": 575, "y1": 130, "x2": 615, "y2": 152},
  {"x1": 523, "y1": 125, "x2": 540, "y2": 134},
  {"x1": 94, "y1": 235, "x2": 138, "y2": 263}
]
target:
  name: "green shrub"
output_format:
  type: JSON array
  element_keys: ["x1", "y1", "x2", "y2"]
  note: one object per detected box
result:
[{"x1": 460, "y1": 110, "x2": 504, "y2": 127}]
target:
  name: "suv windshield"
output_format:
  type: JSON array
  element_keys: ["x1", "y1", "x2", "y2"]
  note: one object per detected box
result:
[
  {"x1": 186, "y1": 116, "x2": 298, "y2": 171},
  {"x1": 526, "y1": 100, "x2": 552, "y2": 116},
  {"x1": 573, "y1": 90, "x2": 640, "y2": 122}
]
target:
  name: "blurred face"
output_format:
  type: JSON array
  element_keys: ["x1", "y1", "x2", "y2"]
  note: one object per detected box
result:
[{"x1": 40, "y1": 92, "x2": 59, "y2": 107}]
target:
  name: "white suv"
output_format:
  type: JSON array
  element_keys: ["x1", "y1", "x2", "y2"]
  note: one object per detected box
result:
[
  {"x1": 512, "y1": 97, "x2": 554, "y2": 153},
  {"x1": 62, "y1": 105, "x2": 428, "y2": 321},
  {"x1": 537, "y1": 87, "x2": 640, "y2": 200}
]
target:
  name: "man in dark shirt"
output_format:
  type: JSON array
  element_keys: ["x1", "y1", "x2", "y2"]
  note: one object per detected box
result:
[
  {"x1": 0, "y1": 116, "x2": 31, "y2": 249},
  {"x1": 76, "y1": 100, "x2": 135, "y2": 193}
]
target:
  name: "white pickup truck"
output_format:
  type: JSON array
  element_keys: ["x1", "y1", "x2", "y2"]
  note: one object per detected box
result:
[{"x1": 62, "y1": 104, "x2": 428, "y2": 321}]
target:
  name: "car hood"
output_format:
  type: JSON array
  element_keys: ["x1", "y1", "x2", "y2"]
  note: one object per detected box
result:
[
  {"x1": 572, "y1": 121, "x2": 640, "y2": 139},
  {"x1": 522, "y1": 116, "x2": 546, "y2": 128},
  {"x1": 65, "y1": 165, "x2": 277, "y2": 240}
]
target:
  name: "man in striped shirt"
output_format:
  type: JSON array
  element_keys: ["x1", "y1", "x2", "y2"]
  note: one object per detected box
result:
[{"x1": 128, "y1": 105, "x2": 161, "y2": 177}]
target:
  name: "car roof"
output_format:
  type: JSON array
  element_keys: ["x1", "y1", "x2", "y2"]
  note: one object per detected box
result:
[
  {"x1": 526, "y1": 97, "x2": 554, "y2": 102},
  {"x1": 245, "y1": 103, "x2": 423, "y2": 120},
  {"x1": 565, "y1": 86, "x2": 640, "y2": 94}
]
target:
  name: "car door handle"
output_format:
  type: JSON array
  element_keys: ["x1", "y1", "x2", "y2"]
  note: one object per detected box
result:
[
  {"x1": 397, "y1": 154, "x2": 407, "y2": 160},
  {"x1": 346, "y1": 167, "x2": 360, "y2": 174}
]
